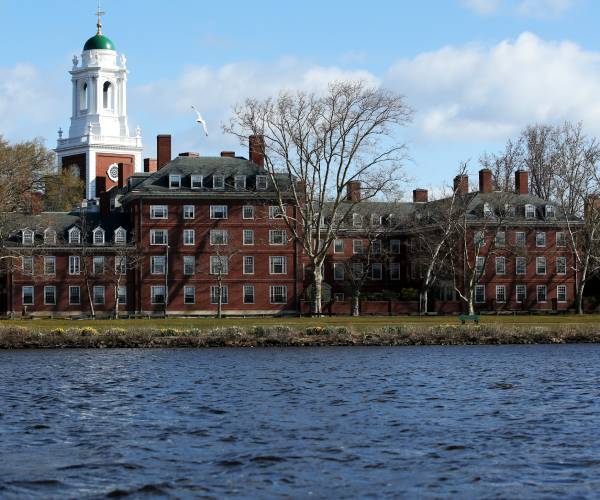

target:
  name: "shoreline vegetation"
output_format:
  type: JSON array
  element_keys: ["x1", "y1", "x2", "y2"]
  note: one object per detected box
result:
[{"x1": 1, "y1": 316, "x2": 600, "y2": 348}]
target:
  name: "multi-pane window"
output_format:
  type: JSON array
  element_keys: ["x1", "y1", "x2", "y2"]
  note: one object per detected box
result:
[
  {"x1": 476, "y1": 256, "x2": 485, "y2": 275},
  {"x1": 151, "y1": 255, "x2": 166, "y2": 275},
  {"x1": 93, "y1": 228, "x2": 105, "y2": 245},
  {"x1": 69, "y1": 228, "x2": 81, "y2": 244},
  {"x1": 545, "y1": 205, "x2": 555, "y2": 218},
  {"x1": 93, "y1": 286, "x2": 105, "y2": 305},
  {"x1": 515, "y1": 231, "x2": 526, "y2": 247},
  {"x1": 390, "y1": 263, "x2": 401, "y2": 280},
  {"x1": 150, "y1": 205, "x2": 168, "y2": 219},
  {"x1": 390, "y1": 240, "x2": 401, "y2": 254},
  {"x1": 353, "y1": 213, "x2": 362, "y2": 227},
  {"x1": 211, "y1": 285, "x2": 228, "y2": 304},
  {"x1": 353, "y1": 240, "x2": 364, "y2": 255},
  {"x1": 44, "y1": 286, "x2": 56, "y2": 305},
  {"x1": 269, "y1": 230, "x2": 286, "y2": 245},
  {"x1": 334, "y1": 293, "x2": 345, "y2": 302},
  {"x1": 474, "y1": 231, "x2": 485, "y2": 247},
  {"x1": 269, "y1": 256, "x2": 287, "y2": 274},
  {"x1": 22, "y1": 256, "x2": 33, "y2": 275},
  {"x1": 483, "y1": 202, "x2": 493, "y2": 217},
  {"x1": 150, "y1": 229, "x2": 168, "y2": 245},
  {"x1": 210, "y1": 229, "x2": 228, "y2": 245},
  {"x1": 537, "y1": 285, "x2": 547, "y2": 303},
  {"x1": 371, "y1": 263, "x2": 383, "y2": 280},
  {"x1": 243, "y1": 256, "x2": 254, "y2": 275},
  {"x1": 536, "y1": 232, "x2": 546, "y2": 247},
  {"x1": 270, "y1": 285, "x2": 287, "y2": 304},
  {"x1": 191, "y1": 175, "x2": 203, "y2": 189},
  {"x1": 210, "y1": 255, "x2": 229, "y2": 275},
  {"x1": 184, "y1": 286, "x2": 195, "y2": 304},
  {"x1": 269, "y1": 206, "x2": 284, "y2": 219},
  {"x1": 352, "y1": 262, "x2": 364, "y2": 278},
  {"x1": 516, "y1": 257, "x2": 526, "y2": 275},
  {"x1": 557, "y1": 285, "x2": 567, "y2": 303},
  {"x1": 516, "y1": 284, "x2": 527, "y2": 303},
  {"x1": 495, "y1": 231, "x2": 506, "y2": 247},
  {"x1": 536, "y1": 256, "x2": 546, "y2": 275},
  {"x1": 93, "y1": 256, "x2": 104, "y2": 275},
  {"x1": 556, "y1": 256, "x2": 567, "y2": 275},
  {"x1": 525, "y1": 204, "x2": 536, "y2": 219},
  {"x1": 243, "y1": 229, "x2": 254, "y2": 246},
  {"x1": 114, "y1": 228, "x2": 126, "y2": 245},
  {"x1": 256, "y1": 175, "x2": 268, "y2": 190},
  {"x1": 183, "y1": 205, "x2": 195, "y2": 219},
  {"x1": 44, "y1": 229, "x2": 56, "y2": 245},
  {"x1": 212, "y1": 175, "x2": 225, "y2": 189},
  {"x1": 69, "y1": 255, "x2": 80, "y2": 275},
  {"x1": 333, "y1": 262, "x2": 345, "y2": 281},
  {"x1": 475, "y1": 285, "x2": 485, "y2": 303},
  {"x1": 334, "y1": 239, "x2": 344, "y2": 253},
  {"x1": 169, "y1": 174, "x2": 181, "y2": 188},
  {"x1": 371, "y1": 240, "x2": 382, "y2": 255},
  {"x1": 243, "y1": 285, "x2": 255, "y2": 304},
  {"x1": 115, "y1": 256, "x2": 127, "y2": 274},
  {"x1": 243, "y1": 206, "x2": 254, "y2": 219},
  {"x1": 210, "y1": 205, "x2": 228, "y2": 219},
  {"x1": 556, "y1": 232, "x2": 567, "y2": 247},
  {"x1": 22, "y1": 286, "x2": 34, "y2": 305},
  {"x1": 118, "y1": 286, "x2": 127, "y2": 305},
  {"x1": 495, "y1": 256, "x2": 505, "y2": 275},
  {"x1": 235, "y1": 176, "x2": 246, "y2": 190},
  {"x1": 22, "y1": 229, "x2": 34, "y2": 245},
  {"x1": 69, "y1": 286, "x2": 81, "y2": 305},
  {"x1": 44, "y1": 256, "x2": 56, "y2": 275},
  {"x1": 183, "y1": 256, "x2": 195, "y2": 275},
  {"x1": 183, "y1": 229, "x2": 195, "y2": 246},
  {"x1": 496, "y1": 285, "x2": 506, "y2": 303},
  {"x1": 151, "y1": 286, "x2": 165, "y2": 304}
]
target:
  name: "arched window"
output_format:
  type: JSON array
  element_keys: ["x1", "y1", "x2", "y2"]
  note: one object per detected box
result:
[
  {"x1": 103, "y1": 81, "x2": 113, "y2": 109},
  {"x1": 79, "y1": 82, "x2": 88, "y2": 111}
]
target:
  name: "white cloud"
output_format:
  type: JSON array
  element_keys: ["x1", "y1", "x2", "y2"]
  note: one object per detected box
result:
[
  {"x1": 462, "y1": 0, "x2": 502, "y2": 15},
  {"x1": 462, "y1": 0, "x2": 577, "y2": 17}
]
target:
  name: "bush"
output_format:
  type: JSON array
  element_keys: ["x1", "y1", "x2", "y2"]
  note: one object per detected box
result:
[
  {"x1": 80, "y1": 327, "x2": 98, "y2": 336},
  {"x1": 50, "y1": 328, "x2": 66, "y2": 335}
]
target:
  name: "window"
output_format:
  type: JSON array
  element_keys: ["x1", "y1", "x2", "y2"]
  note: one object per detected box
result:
[
  {"x1": 210, "y1": 229, "x2": 228, "y2": 245},
  {"x1": 390, "y1": 240, "x2": 401, "y2": 255},
  {"x1": 545, "y1": 205, "x2": 555, "y2": 218},
  {"x1": 80, "y1": 82, "x2": 88, "y2": 111},
  {"x1": 270, "y1": 285, "x2": 288, "y2": 304},
  {"x1": 243, "y1": 229, "x2": 254, "y2": 246},
  {"x1": 93, "y1": 228, "x2": 105, "y2": 245},
  {"x1": 184, "y1": 286, "x2": 196, "y2": 305},
  {"x1": 371, "y1": 263, "x2": 383, "y2": 280},
  {"x1": 515, "y1": 231, "x2": 526, "y2": 247},
  {"x1": 212, "y1": 175, "x2": 225, "y2": 189},
  {"x1": 495, "y1": 231, "x2": 506, "y2": 247},
  {"x1": 93, "y1": 286, "x2": 105, "y2": 305},
  {"x1": 69, "y1": 256, "x2": 80, "y2": 275},
  {"x1": 557, "y1": 285, "x2": 567, "y2": 303},
  {"x1": 151, "y1": 286, "x2": 165, "y2": 304},
  {"x1": 243, "y1": 256, "x2": 254, "y2": 275},
  {"x1": 235, "y1": 176, "x2": 246, "y2": 190},
  {"x1": 536, "y1": 232, "x2": 546, "y2": 247},
  {"x1": 150, "y1": 205, "x2": 168, "y2": 219},
  {"x1": 210, "y1": 205, "x2": 228, "y2": 219},
  {"x1": 476, "y1": 256, "x2": 485, "y2": 275},
  {"x1": 44, "y1": 256, "x2": 56, "y2": 275},
  {"x1": 353, "y1": 213, "x2": 362, "y2": 227},
  {"x1": 210, "y1": 255, "x2": 229, "y2": 275},
  {"x1": 333, "y1": 262, "x2": 345, "y2": 281},
  {"x1": 183, "y1": 256, "x2": 195, "y2": 275},
  {"x1": 169, "y1": 174, "x2": 181, "y2": 189},
  {"x1": 183, "y1": 205, "x2": 195, "y2": 219},
  {"x1": 211, "y1": 285, "x2": 228, "y2": 304},
  {"x1": 475, "y1": 285, "x2": 485, "y2": 303},
  {"x1": 269, "y1": 205, "x2": 284, "y2": 219},
  {"x1": 22, "y1": 229, "x2": 34, "y2": 246},
  {"x1": 334, "y1": 293, "x2": 345, "y2": 302},
  {"x1": 536, "y1": 256, "x2": 546, "y2": 275},
  {"x1": 483, "y1": 202, "x2": 493, "y2": 217},
  {"x1": 150, "y1": 229, "x2": 168, "y2": 245},
  {"x1": 191, "y1": 175, "x2": 203, "y2": 189},
  {"x1": 118, "y1": 286, "x2": 127, "y2": 305},
  {"x1": 495, "y1": 257, "x2": 505, "y2": 275},
  {"x1": 256, "y1": 175, "x2": 268, "y2": 190},
  {"x1": 556, "y1": 256, "x2": 567, "y2": 275},
  {"x1": 474, "y1": 231, "x2": 485, "y2": 247},
  {"x1": 516, "y1": 284, "x2": 527, "y2": 303},
  {"x1": 243, "y1": 206, "x2": 254, "y2": 220},
  {"x1": 114, "y1": 227, "x2": 126, "y2": 245},
  {"x1": 269, "y1": 256, "x2": 287, "y2": 274},
  {"x1": 505, "y1": 204, "x2": 516, "y2": 217},
  {"x1": 269, "y1": 230, "x2": 286, "y2": 245},
  {"x1": 537, "y1": 285, "x2": 547, "y2": 303},
  {"x1": 183, "y1": 229, "x2": 195, "y2": 246},
  {"x1": 22, "y1": 256, "x2": 33, "y2": 275},
  {"x1": 352, "y1": 262, "x2": 364, "y2": 277},
  {"x1": 93, "y1": 256, "x2": 104, "y2": 275},
  {"x1": 525, "y1": 204, "x2": 536, "y2": 219},
  {"x1": 69, "y1": 228, "x2": 81, "y2": 244},
  {"x1": 151, "y1": 255, "x2": 166, "y2": 275},
  {"x1": 516, "y1": 257, "x2": 526, "y2": 275},
  {"x1": 69, "y1": 286, "x2": 80, "y2": 305},
  {"x1": 243, "y1": 285, "x2": 255, "y2": 304},
  {"x1": 102, "y1": 81, "x2": 113, "y2": 109},
  {"x1": 390, "y1": 263, "x2": 401, "y2": 280},
  {"x1": 496, "y1": 285, "x2": 506, "y2": 303},
  {"x1": 114, "y1": 256, "x2": 127, "y2": 275},
  {"x1": 42, "y1": 286, "x2": 56, "y2": 305},
  {"x1": 44, "y1": 229, "x2": 56, "y2": 245},
  {"x1": 556, "y1": 232, "x2": 567, "y2": 247},
  {"x1": 22, "y1": 286, "x2": 34, "y2": 305},
  {"x1": 334, "y1": 239, "x2": 344, "y2": 253},
  {"x1": 372, "y1": 240, "x2": 382, "y2": 255},
  {"x1": 353, "y1": 240, "x2": 364, "y2": 255}
]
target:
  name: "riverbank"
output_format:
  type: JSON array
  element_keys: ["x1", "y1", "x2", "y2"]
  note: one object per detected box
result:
[{"x1": 1, "y1": 323, "x2": 600, "y2": 348}]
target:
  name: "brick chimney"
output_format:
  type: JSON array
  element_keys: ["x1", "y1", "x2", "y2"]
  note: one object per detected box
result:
[
  {"x1": 179, "y1": 152, "x2": 199, "y2": 157},
  {"x1": 453, "y1": 174, "x2": 469, "y2": 195},
  {"x1": 157, "y1": 134, "x2": 172, "y2": 170},
  {"x1": 249, "y1": 135, "x2": 265, "y2": 168},
  {"x1": 143, "y1": 158, "x2": 157, "y2": 173},
  {"x1": 346, "y1": 181, "x2": 361, "y2": 202},
  {"x1": 221, "y1": 151, "x2": 235, "y2": 158},
  {"x1": 25, "y1": 191, "x2": 43, "y2": 215},
  {"x1": 515, "y1": 170, "x2": 529, "y2": 195},
  {"x1": 118, "y1": 162, "x2": 134, "y2": 188},
  {"x1": 413, "y1": 189, "x2": 428, "y2": 203},
  {"x1": 479, "y1": 169, "x2": 492, "y2": 193},
  {"x1": 99, "y1": 189, "x2": 112, "y2": 217}
]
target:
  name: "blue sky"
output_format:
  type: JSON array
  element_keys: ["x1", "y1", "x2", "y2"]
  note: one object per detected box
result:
[{"x1": 2, "y1": 0, "x2": 600, "y2": 194}]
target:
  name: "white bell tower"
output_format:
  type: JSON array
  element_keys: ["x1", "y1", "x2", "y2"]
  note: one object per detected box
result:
[{"x1": 55, "y1": 7, "x2": 143, "y2": 201}]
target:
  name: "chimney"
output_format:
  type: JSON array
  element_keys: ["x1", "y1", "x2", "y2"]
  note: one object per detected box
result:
[
  {"x1": 118, "y1": 162, "x2": 134, "y2": 188},
  {"x1": 25, "y1": 191, "x2": 43, "y2": 215},
  {"x1": 178, "y1": 152, "x2": 199, "y2": 157},
  {"x1": 249, "y1": 135, "x2": 265, "y2": 168},
  {"x1": 99, "y1": 189, "x2": 112, "y2": 217},
  {"x1": 346, "y1": 181, "x2": 361, "y2": 202},
  {"x1": 479, "y1": 169, "x2": 493, "y2": 193},
  {"x1": 221, "y1": 151, "x2": 235, "y2": 158},
  {"x1": 515, "y1": 170, "x2": 529, "y2": 195},
  {"x1": 453, "y1": 174, "x2": 469, "y2": 195},
  {"x1": 143, "y1": 158, "x2": 157, "y2": 173},
  {"x1": 157, "y1": 134, "x2": 172, "y2": 170},
  {"x1": 413, "y1": 189, "x2": 428, "y2": 203}
]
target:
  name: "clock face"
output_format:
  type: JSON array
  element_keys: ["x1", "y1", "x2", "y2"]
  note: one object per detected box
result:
[{"x1": 107, "y1": 163, "x2": 119, "y2": 182}]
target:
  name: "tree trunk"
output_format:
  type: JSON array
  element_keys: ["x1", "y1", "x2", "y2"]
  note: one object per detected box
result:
[
  {"x1": 85, "y1": 279, "x2": 95, "y2": 319},
  {"x1": 114, "y1": 284, "x2": 119, "y2": 319},
  {"x1": 312, "y1": 264, "x2": 323, "y2": 316},
  {"x1": 420, "y1": 290, "x2": 428, "y2": 315},
  {"x1": 351, "y1": 291, "x2": 360, "y2": 317},
  {"x1": 576, "y1": 283, "x2": 585, "y2": 315},
  {"x1": 468, "y1": 297, "x2": 475, "y2": 315},
  {"x1": 217, "y1": 279, "x2": 223, "y2": 319}
]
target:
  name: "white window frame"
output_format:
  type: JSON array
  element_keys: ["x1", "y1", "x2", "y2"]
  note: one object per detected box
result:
[
  {"x1": 516, "y1": 256, "x2": 526, "y2": 276},
  {"x1": 353, "y1": 240, "x2": 364, "y2": 255},
  {"x1": 22, "y1": 229, "x2": 34, "y2": 246},
  {"x1": 210, "y1": 255, "x2": 229, "y2": 275},
  {"x1": 114, "y1": 227, "x2": 127, "y2": 245},
  {"x1": 22, "y1": 256, "x2": 33, "y2": 275},
  {"x1": 474, "y1": 231, "x2": 485, "y2": 247},
  {"x1": 44, "y1": 256, "x2": 56, "y2": 275},
  {"x1": 234, "y1": 175, "x2": 246, "y2": 190},
  {"x1": 557, "y1": 284, "x2": 567, "y2": 303},
  {"x1": 390, "y1": 263, "x2": 401, "y2": 280},
  {"x1": 474, "y1": 285, "x2": 486, "y2": 304},
  {"x1": 151, "y1": 255, "x2": 166, "y2": 275},
  {"x1": 242, "y1": 205, "x2": 254, "y2": 220},
  {"x1": 334, "y1": 239, "x2": 344, "y2": 254},
  {"x1": 210, "y1": 285, "x2": 228, "y2": 304},
  {"x1": 372, "y1": 240, "x2": 382, "y2": 255},
  {"x1": 556, "y1": 232, "x2": 567, "y2": 247},
  {"x1": 495, "y1": 231, "x2": 506, "y2": 247},
  {"x1": 44, "y1": 229, "x2": 56, "y2": 245},
  {"x1": 352, "y1": 213, "x2": 362, "y2": 227},
  {"x1": 69, "y1": 285, "x2": 81, "y2": 305},
  {"x1": 191, "y1": 175, "x2": 203, "y2": 189},
  {"x1": 537, "y1": 285, "x2": 547, "y2": 303},
  {"x1": 371, "y1": 262, "x2": 383, "y2": 280},
  {"x1": 93, "y1": 285, "x2": 105, "y2": 305},
  {"x1": 495, "y1": 285, "x2": 506, "y2": 303},
  {"x1": 536, "y1": 232, "x2": 546, "y2": 248},
  {"x1": 93, "y1": 227, "x2": 105, "y2": 246},
  {"x1": 495, "y1": 256, "x2": 505, "y2": 275},
  {"x1": 333, "y1": 262, "x2": 345, "y2": 281},
  {"x1": 22, "y1": 286, "x2": 34, "y2": 305},
  {"x1": 69, "y1": 227, "x2": 81, "y2": 244},
  {"x1": 243, "y1": 229, "x2": 254, "y2": 246},
  {"x1": 169, "y1": 174, "x2": 181, "y2": 189},
  {"x1": 210, "y1": 229, "x2": 228, "y2": 246},
  {"x1": 256, "y1": 175, "x2": 268, "y2": 191},
  {"x1": 183, "y1": 229, "x2": 195, "y2": 246},
  {"x1": 515, "y1": 231, "x2": 526, "y2": 247},
  {"x1": 243, "y1": 256, "x2": 254, "y2": 275},
  {"x1": 269, "y1": 229, "x2": 286, "y2": 245},
  {"x1": 269, "y1": 256, "x2": 287, "y2": 275},
  {"x1": 44, "y1": 285, "x2": 56, "y2": 305},
  {"x1": 118, "y1": 285, "x2": 127, "y2": 305},
  {"x1": 525, "y1": 204, "x2": 536, "y2": 219},
  {"x1": 545, "y1": 205, "x2": 555, "y2": 218},
  {"x1": 556, "y1": 256, "x2": 567, "y2": 275},
  {"x1": 183, "y1": 205, "x2": 195, "y2": 219},
  {"x1": 151, "y1": 286, "x2": 166, "y2": 305},
  {"x1": 516, "y1": 284, "x2": 527, "y2": 303},
  {"x1": 536, "y1": 256, "x2": 547, "y2": 275},
  {"x1": 115, "y1": 255, "x2": 127, "y2": 274},
  {"x1": 69, "y1": 255, "x2": 80, "y2": 275},
  {"x1": 150, "y1": 229, "x2": 168, "y2": 245},
  {"x1": 243, "y1": 284, "x2": 255, "y2": 304},
  {"x1": 212, "y1": 175, "x2": 225, "y2": 190},
  {"x1": 150, "y1": 205, "x2": 168, "y2": 219},
  {"x1": 210, "y1": 205, "x2": 228, "y2": 219},
  {"x1": 269, "y1": 205, "x2": 284, "y2": 219},
  {"x1": 476, "y1": 256, "x2": 485, "y2": 275},
  {"x1": 334, "y1": 293, "x2": 345, "y2": 302},
  {"x1": 270, "y1": 285, "x2": 288, "y2": 304},
  {"x1": 183, "y1": 255, "x2": 195, "y2": 275},
  {"x1": 93, "y1": 255, "x2": 105, "y2": 275},
  {"x1": 184, "y1": 286, "x2": 196, "y2": 305}
]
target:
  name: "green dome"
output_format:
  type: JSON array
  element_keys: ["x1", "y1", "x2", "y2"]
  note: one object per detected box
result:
[{"x1": 83, "y1": 34, "x2": 115, "y2": 51}]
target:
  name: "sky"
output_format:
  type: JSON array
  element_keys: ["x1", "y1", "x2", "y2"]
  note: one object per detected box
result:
[{"x1": 2, "y1": 0, "x2": 600, "y2": 195}]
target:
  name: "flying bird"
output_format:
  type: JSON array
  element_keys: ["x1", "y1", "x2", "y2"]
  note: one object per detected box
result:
[{"x1": 191, "y1": 105, "x2": 208, "y2": 136}]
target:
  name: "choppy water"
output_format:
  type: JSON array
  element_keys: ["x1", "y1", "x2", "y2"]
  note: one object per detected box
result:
[{"x1": 1, "y1": 346, "x2": 600, "y2": 498}]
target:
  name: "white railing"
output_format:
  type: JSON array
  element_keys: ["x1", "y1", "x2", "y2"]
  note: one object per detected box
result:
[{"x1": 57, "y1": 134, "x2": 142, "y2": 148}]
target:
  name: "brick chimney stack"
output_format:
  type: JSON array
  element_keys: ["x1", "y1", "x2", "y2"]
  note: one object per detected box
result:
[
  {"x1": 515, "y1": 170, "x2": 529, "y2": 195},
  {"x1": 346, "y1": 181, "x2": 361, "y2": 202},
  {"x1": 453, "y1": 174, "x2": 469, "y2": 195},
  {"x1": 157, "y1": 135, "x2": 172, "y2": 170},
  {"x1": 249, "y1": 135, "x2": 265, "y2": 168},
  {"x1": 479, "y1": 169, "x2": 493, "y2": 193},
  {"x1": 413, "y1": 189, "x2": 428, "y2": 203},
  {"x1": 143, "y1": 158, "x2": 157, "y2": 173},
  {"x1": 221, "y1": 151, "x2": 235, "y2": 158}
]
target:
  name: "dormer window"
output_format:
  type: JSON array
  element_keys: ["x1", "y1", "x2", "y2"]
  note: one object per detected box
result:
[
  {"x1": 114, "y1": 227, "x2": 126, "y2": 245},
  {"x1": 169, "y1": 175, "x2": 181, "y2": 189},
  {"x1": 191, "y1": 175, "x2": 203, "y2": 189},
  {"x1": 525, "y1": 204, "x2": 536, "y2": 219},
  {"x1": 353, "y1": 213, "x2": 362, "y2": 227},
  {"x1": 213, "y1": 175, "x2": 225, "y2": 190},
  {"x1": 269, "y1": 205, "x2": 284, "y2": 219},
  {"x1": 504, "y1": 204, "x2": 516, "y2": 217},
  {"x1": 69, "y1": 227, "x2": 81, "y2": 244},
  {"x1": 22, "y1": 229, "x2": 34, "y2": 246},
  {"x1": 483, "y1": 202, "x2": 493, "y2": 217},
  {"x1": 235, "y1": 176, "x2": 246, "y2": 190},
  {"x1": 93, "y1": 227, "x2": 105, "y2": 246},
  {"x1": 44, "y1": 229, "x2": 56, "y2": 245},
  {"x1": 256, "y1": 175, "x2": 268, "y2": 191},
  {"x1": 545, "y1": 205, "x2": 555, "y2": 218}
]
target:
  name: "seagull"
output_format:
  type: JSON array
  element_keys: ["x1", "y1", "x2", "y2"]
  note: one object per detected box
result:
[{"x1": 191, "y1": 105, "x2": 208, "y2": 136}]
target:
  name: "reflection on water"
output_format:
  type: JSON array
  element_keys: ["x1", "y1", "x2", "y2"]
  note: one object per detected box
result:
[{"x1": 1, "y1": 345, "x2": 600, "y2": 498}]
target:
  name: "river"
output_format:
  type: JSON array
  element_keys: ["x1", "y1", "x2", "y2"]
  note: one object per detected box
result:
[{"x1": 1, "y1": 345, "x2": 599, "y2": 498}]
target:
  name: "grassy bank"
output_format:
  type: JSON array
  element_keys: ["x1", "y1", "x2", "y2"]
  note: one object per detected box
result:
[{"x1": 1, "y1": 323, "x2": 600, "y2": 349}]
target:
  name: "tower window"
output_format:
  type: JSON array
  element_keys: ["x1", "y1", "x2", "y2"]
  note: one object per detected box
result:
[
  {"x1": 103, "y1": 81, "x2": 113, "y2": 109},
  {"x1": 80, "y1": 82, "x2": 88, "y2": 111}
]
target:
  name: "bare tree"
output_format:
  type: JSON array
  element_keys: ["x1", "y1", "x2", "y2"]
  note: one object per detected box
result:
[
  {"x1": 106, "y1": 233, "x2": 143, "y2": 319},
  {"x1": 226, "y1": 80, "x2": 412, "y2": 315}
]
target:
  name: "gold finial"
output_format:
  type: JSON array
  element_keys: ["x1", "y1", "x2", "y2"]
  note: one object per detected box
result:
[{"x1": 96, "y1": 1, "x2": 105, "y2": 35}]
